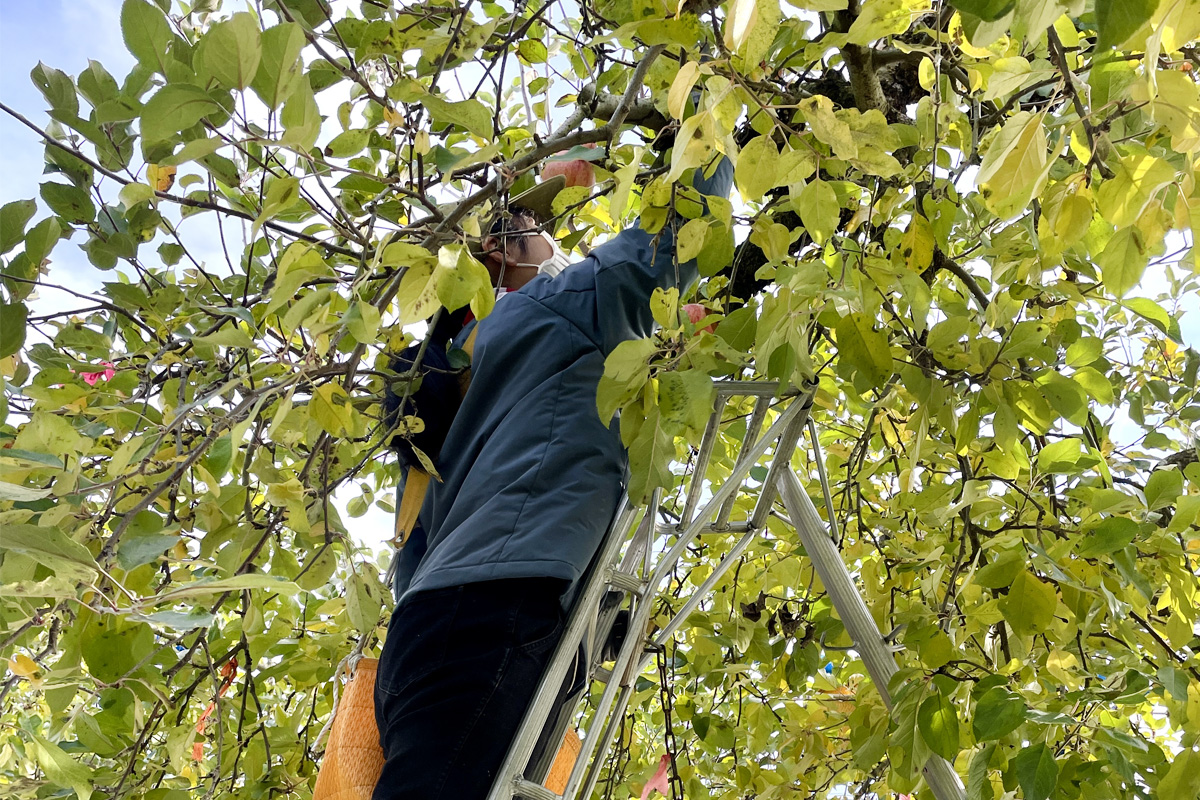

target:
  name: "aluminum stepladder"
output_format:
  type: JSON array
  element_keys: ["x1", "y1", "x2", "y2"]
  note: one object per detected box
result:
[
  {"x1": 485, "y1": 376, "x2": 968, "y2": 800},
  {"x1": 485, "y1": 379, "x2": 814, "y2": 800}
]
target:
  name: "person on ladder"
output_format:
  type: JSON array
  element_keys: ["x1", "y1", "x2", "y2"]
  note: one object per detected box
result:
[{"x1": 373, "y1": 154, "x2": 732, "y2": 800}]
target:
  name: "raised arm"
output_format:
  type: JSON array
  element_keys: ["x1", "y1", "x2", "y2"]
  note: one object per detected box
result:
[{"x1": 546, "y1": 157, "x2": 733, "y2": 355}]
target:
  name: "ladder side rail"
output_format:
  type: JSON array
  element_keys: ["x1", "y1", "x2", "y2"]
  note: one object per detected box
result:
[
  {"x1": 747, "y1": 392, "x2": 815, "y2": 530},
  {"x1": 711, "y1": 379, "x2": 784, "y2": 396},
  {"x1": 715, "y1": 396, "x2": 771, "y2": 528},
  {"x1": 647, "y1": 393, "x2": 810, "y2": 592},
  {"x1": 570, "y1": 667, "x2": 638, "y2": 800},
  {"x1": 485, "y1": 498, "x2": 642, "y2": 800},
  {"x1": 532, "y1": 485, "x2": 663, "y2": 792},
  {"x1": 778, "y1": 469, "x2": 966, "y2": 800},
  {"x1": 562, "y1": 395, "x2": 810, "y2": 799},
  {"x1": 559, "y1": 560, "x2": 657, "y2": 800},
  {"x1": 675, "y1": 391, "x2": 727, "y2": 528},
  {"x1": 646, "y1": 525, "x2": 758, "y2": 653}
]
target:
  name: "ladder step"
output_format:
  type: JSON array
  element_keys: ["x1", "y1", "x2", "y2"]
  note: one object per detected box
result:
[
  {"x1": 593, "y1": 665, "x2": 612, "y2": 683},
  {"x1": 604, "y1": 570, "x2": 644, "y2": 595},
  {"x1": 513, "y1": 778, "x2": 561, "y2": 800}
]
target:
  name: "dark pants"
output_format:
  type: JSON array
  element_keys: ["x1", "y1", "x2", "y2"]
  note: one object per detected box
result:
[{"x1": 372, "y1": 578, "x2": 568, "y2": 800}]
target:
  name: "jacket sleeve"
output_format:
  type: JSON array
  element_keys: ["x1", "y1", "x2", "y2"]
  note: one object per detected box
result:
[{"x1": 578, "y1": 157, "x2": 734, "y2": 355}]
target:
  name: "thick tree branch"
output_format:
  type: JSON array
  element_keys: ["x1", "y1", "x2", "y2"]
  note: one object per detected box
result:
[{"x1": 833, "y1": 4, "x2": 888, "y2": 114}]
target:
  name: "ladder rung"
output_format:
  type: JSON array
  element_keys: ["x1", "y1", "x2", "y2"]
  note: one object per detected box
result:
[
  {"x1": 593, "y1": 665, "x2": 613, "y2": 683},
  {"x1": 604, "y1": 570, "x2": 644, "y2": 595},
  {"x1": 513, "y1": 779, "x2": 561, "y2": 800}
]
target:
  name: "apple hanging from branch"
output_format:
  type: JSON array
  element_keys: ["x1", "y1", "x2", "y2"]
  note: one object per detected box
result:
[{"x1": 541, "y1": 143, "x2": 601, "y2": 188}]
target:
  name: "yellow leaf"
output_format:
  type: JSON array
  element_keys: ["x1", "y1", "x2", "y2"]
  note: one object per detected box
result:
[
  {"x1": 147, "y1": 163, "x2": 176, "y2": 192},
  {"x1": 1053, "y1": 189, "x2": 1094, "y2": 245},
  {"x1": 1045, "y1": 649, "x2": 1079, "y2": 688},
  {"x1": 1095, "y1": 152, "x2": 1177, "y2": 228},
  {"x1": 8, "y1": 653, "x2": 38, "y2": 677},
  {"x1": 799, "y1": 96, "x2": 857, "y2": 160},
  {"x1": 668, "y1": 61, "x2": 701, "y2": 120},
  {"x1": 667, "y1": 111, "x2": 716, "y2": 184},
  {"x1": 899, "y1": 214, "x2": 934, "y2": 272},
  {"x1": 383, "y1": 106, "x2": 405, "y2": 131},
  {"x1": 977, "y1": 111, "x2": 1053, "y2": 220},
  {"x1": 724, "y1": 0, "x2": 758, "y2": 52}
]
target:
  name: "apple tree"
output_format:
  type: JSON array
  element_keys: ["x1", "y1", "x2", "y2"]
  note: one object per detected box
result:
[{"x1": 1, "y1": 0, "x2": 1199, "y2": 798}]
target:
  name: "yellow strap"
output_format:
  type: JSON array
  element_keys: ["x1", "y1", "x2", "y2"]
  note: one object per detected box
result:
[
  {"x1": 392, "y1": 321, "x2": 481, "y2": 549},
  {"x1": 392, "y1": 468, "x2": 430, "y2": 548}
]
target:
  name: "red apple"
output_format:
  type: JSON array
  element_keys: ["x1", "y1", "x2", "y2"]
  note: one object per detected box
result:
[
  {"x1": 542, "y1": 144, "x2": 596, "y2": 188},
  {"x1": 683, "y1": 303, "x2": 717, "y2": 334}
]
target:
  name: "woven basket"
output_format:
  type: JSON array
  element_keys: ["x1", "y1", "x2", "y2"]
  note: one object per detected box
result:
[
  {"x1": 313, "y1": 657, "x2": 582, "y2": 798},
  {"x1": 313, "y1": 658, "x2": 386, "y2": 800},
  {"x1": 544, "y1": 728, "x2": 582, "y2": 794}
]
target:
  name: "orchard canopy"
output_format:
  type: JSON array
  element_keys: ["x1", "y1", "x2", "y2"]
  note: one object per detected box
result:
[{"x1": 2, "y1": 0, "x2": 1199, "y2": 797}]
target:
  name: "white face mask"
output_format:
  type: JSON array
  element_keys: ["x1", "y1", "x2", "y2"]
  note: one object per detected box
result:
[{"x1": 516, "y1": 231, "x2": 572, "y2": 278}]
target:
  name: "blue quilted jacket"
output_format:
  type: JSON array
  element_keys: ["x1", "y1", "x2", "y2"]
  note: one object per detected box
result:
[{"x1": 390, "y1": 159, "x2": 733, "y2": 607}]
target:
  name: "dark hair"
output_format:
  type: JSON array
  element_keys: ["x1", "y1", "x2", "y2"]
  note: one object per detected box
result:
[{"x1": 488, "y1": 206, "x2": 543, "y2": 259}]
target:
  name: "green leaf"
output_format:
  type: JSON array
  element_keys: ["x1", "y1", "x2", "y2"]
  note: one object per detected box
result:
[
  {"x1": 82, "y1": 616, "x2": 154, "y2": 682},
  {"x1": 310, "y1": 383, "x2": 352, "y2": 437},
  {"x1": 2, "y1": 524, "x2": 98, "y2": 582},
  {"x1": 1095, "y1": 0, "x2": 1160, "y2": 49},
  {"x1": 717, "y1": 306, "x2": 757, "y2": 352},
  {"x1": 252, "y1": 23, "x2": 306, "y2": 109},
  {"x1": 799, "y1": 95, "x2": 856, "y2": 159},
  {"x1": 1098, "y1": 226, "x2": 1148, "y2": 298},
  {"x1": 116, "y1": 532, "x2": 180, "y2": 570},
  {"x1": 1123, "y1": 298, "x2": 1183, "y2": 342},
  {"x1": 658, "y1": 369, "x2": 716, "y2": 433},
  {"x1": 676, "y1": 218, "x2": 710, "y2": 263},
  {"x1": 434, "y1": 245, "x2": 492, "y2": 316},
  {"x1": 967, "y1": 744, "x2": 997, "y2": 800},
  {"x1": 31, "y1": 735, "x2": 93, "y2": 800},
  {"x1": 1013, "y1": 743, "x2": 1058, "y2": 800},
  {"x1": 597, "y1": 338, "x2": 656, "y2": 422},
  {"x1": 835, "y1": 312, "x2": 892, "y2": 389},
  {"x1": 951, "y1": 0, "x2": 1015, "y2": 21},
  {"x1": 998, "y1": 570, "x2": 1057, "y2": 636},
  {"x1": 422, "y1": 95, "x2": 493, "y2": 139},
  {"x1": 0, "y1": 480, "x2": 52, "y2": 501},
  {"x1": 325, "y1": 128, "x2": 371, "y2": 158},
  {"x1": 974, "y1": 549, "x2": 1025, "y2": 589},
  {"x1": 972, "y1": 686, "x2": 1025, "y2": 740},
  {"x1": 196, "y1": 12, "x2": 262, "y2": 90},
  {"x1": 0, "y1": 302, "x2": 28, "y2": 358},
  {"x1": 280, "y1": 80, "x2": 321, "y2": 149},
  {"x1": 796, "y1": 179, "x2": 839, "y2": 244},
  {"x1": 917, "y1": 693, "x2": 960, "y2": 761},
  {"x1": 1036, "y1": 437, "x2": 1083, "y2": 473},
  {"x1": 23, "y1": 215, "x2": 62, "y2": 265},
  {"x1": 343, "y1": 300, "x2": 381, "y2": 344},
  {"x1": 735, "y1": 135, "x2": 780, "y2": 202},
  {"x1": 1076, "y1": 516, "x2": 1139, "y2": 558},
  {"x1": 151, "y1": 573, "x2": 300, "y2": 603},
  {"x1": 296, "y1": 547, "x2": 338, "y2": 591},
  {"x1": 30, "y1": 62, "x2": 78, "y2": 117},
  {"x1": 136, "y1": 609, "x2": 216, "y2": 630},
  {"x1": 140, "y1": 85, "x2": 223, "y2": 146},
  {"x1": 1144, "y1": 467, "x2": 1183, "y2": 510},
  {"x1": 121, "y1": 0, "x2": 172, "y2": 72},
  {"x1": 253, "y1": 176, "x2": 301, "y2": 234},
  {"x1": 40, "y1": 182, "x2": 96, "y2": 224},
  {"x1": 899, "y1": 214, "x2": 934, "y2": 272},
  {"x1": 0, "y1": 199, "x2": 37, "y2": 254},
  {"x1": 627, "y1": 404, "x2": 674, "y2": 504},
  {"x1": 1158, "y1": 746, "x2": 1200, "y2": 799}
]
